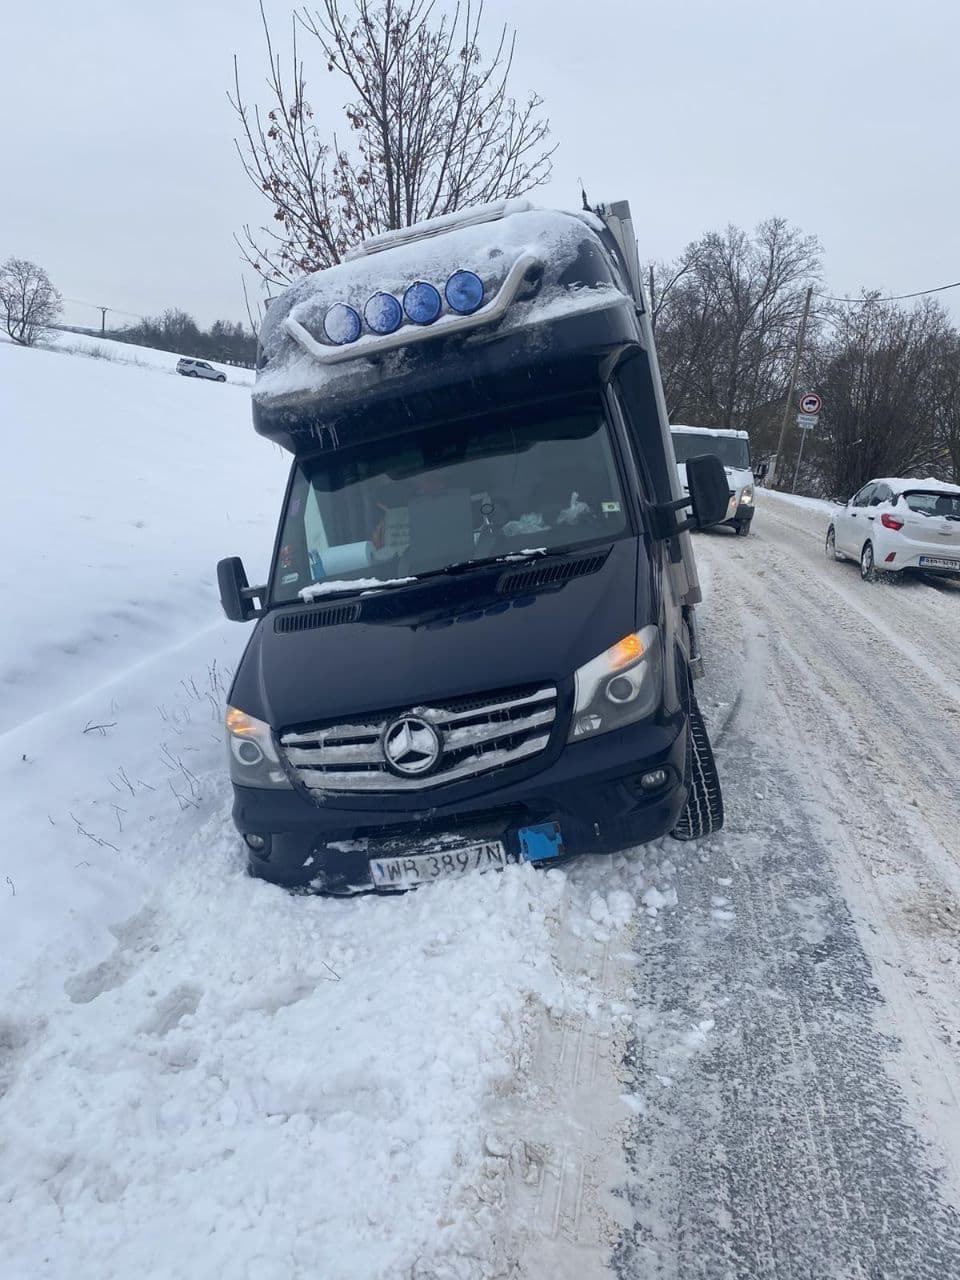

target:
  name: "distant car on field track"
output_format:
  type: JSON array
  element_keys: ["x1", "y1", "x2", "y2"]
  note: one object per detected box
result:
[{"x1": 176, "y1": 358, "x2": 226, "y2": 383}]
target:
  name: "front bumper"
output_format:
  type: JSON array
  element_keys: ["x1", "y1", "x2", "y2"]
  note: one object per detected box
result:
[{"x1": 233, "y1": 717, "x2": 688, "y2": 891}]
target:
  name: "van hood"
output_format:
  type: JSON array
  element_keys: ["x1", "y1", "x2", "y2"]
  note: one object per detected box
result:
[{"x1": 229, "y1": 539, "x2": 648, "y2": 729}]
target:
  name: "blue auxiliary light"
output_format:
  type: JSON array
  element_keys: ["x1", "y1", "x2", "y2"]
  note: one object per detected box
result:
[
  {"x1": 323, "y1": 303, "x2": 362, "y2": 345},
  {"x1": 445, "y1": 269, "x2": 484, "y2": 315},
  {"x1": 364, "y1": 292, "x2": 403, "y2": 335},
  {"x1": 403, "y1": 281, "x2": 442, "y2": 325}
]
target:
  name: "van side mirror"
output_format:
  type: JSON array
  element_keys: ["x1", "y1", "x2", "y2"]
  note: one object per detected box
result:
[
  {"x1": 686, "y1": 454, "x2": 730, "y2": 528},
  {"x1": 217, "y1": 557, "x2": 262, "y2": 622},
  {"x1": 650, "y1": 452, "x2": 729, "y2": 540}
]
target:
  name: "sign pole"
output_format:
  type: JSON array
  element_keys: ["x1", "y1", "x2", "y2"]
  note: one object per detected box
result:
[
  {"x1": 792, "y1": 425, "x2": 808, "y2": 492},
  {"x1": 771, "y1": 285, "x2": 814, "y2": 489}
]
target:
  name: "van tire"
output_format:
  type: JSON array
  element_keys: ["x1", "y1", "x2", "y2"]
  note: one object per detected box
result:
[{"x1": 671, "y1": 696, "x2": 724, "y2": 841}]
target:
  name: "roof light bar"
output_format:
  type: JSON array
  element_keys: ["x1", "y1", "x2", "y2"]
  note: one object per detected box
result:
[{"x1": 284, "y1": 253, "x2": 540, "y2": 366}]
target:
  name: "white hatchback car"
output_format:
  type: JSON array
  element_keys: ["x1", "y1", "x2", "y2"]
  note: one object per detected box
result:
[{"x1": 826, "y1": 477, "x2": 960, "y2": 580}]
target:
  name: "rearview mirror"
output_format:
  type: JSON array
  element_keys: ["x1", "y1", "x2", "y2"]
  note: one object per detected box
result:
[
  {"x1": 685, "y1": 454, "x2": 730, "y2": 529},
  {"x1": 217, "y1": 557, "x2": 262, "y2": 622}
]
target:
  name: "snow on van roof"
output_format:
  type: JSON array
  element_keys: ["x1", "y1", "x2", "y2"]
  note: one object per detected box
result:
[
  {"x1": 254, "y1": 205, "x2": 626, "y2": 404},
  {"x1": 873, "y1": 476, "x2": 960, "y2": 496},
  {"x1": 670, "y1": 424, "x2": 749, "y2": 440}
]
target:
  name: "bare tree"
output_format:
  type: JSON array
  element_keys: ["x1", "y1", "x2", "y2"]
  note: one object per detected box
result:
[
  {"x1": 230, "y1": 0, "x2": 555, "y2": 285},
  {"x1": 810, "y1": 297, "x2": 959, "y2": 496},
  {"x1": 648, "y1": 219, "x2": 822, "y2": 440},
  {"x1": 0, "y1": 257, "x2": 62, "y2": 346}
]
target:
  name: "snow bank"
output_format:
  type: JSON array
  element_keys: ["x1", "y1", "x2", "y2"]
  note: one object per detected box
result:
[
  {"x1": 0, "y1": 340, "x2": 284, "y2": 735},
  {"x1": 759, "y1": 487, "x2": 835, "y2": 516},
  {"x1": 1, "y1": 770, "x2": 570, "y2": 1279}
]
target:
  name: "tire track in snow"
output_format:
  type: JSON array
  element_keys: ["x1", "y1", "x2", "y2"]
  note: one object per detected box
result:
[{"x1": 612, "y1": 513, "x2": 960, "y2": 1279}]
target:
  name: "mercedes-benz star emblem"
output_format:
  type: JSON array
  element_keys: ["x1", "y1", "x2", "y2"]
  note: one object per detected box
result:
[{"x1": 382, "y1": 716, "x2": 441, "y2": 776}]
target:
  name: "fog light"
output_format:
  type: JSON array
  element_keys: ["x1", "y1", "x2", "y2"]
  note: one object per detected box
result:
[
  {"x1": 639, "y1": 769, "x2": 668, "y2": 791},
  {"x1": 606, "y1": 674, "x2": 637, "y2": 704},
  {"x1": 235, "y1": 738, "x2": 264, "y2": 766},
  {"x1": 245, "y1": 833, "x2": 266, "y2": 851},
  {"x1": 574, "y1": 713, "x2": 603, "y2": 736}
]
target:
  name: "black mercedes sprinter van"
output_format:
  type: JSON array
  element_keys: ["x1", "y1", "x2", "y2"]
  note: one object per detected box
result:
[{"x1": 217, "y1": 199, "x2": 728, "y2": 892}]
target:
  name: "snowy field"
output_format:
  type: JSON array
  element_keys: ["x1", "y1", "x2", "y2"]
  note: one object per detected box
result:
[
  {"x1": 4, "y1": 339, "x2": 960, "y2": 1279},
  {"x1": 42, "y1": 328, "x2": 255, "y2": 386}
]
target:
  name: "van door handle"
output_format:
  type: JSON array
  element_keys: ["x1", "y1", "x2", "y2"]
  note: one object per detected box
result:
[{"x1": 867, "y1": 514, "x2": 875, "y2": 520}]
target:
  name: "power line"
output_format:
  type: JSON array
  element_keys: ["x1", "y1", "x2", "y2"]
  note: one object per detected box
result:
[
  {"x1": 816, "y1": 279, "x2": 960, "y2": 304},
  {"x1": 61, "y1": 297, "x2": 145, "y2": 320}
]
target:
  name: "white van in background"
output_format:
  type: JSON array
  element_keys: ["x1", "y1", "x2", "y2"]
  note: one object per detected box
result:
[{"x1": 671, "y1": 425, "x2": 755, "y2": 537}]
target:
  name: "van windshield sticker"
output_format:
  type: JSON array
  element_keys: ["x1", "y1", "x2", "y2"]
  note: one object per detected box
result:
[
  {"x1": 282, "y1": 572, "x2": 300, "y2": 585},
  {"x1": 602, "y1": 501, "x2": 621, "y2": 514}
]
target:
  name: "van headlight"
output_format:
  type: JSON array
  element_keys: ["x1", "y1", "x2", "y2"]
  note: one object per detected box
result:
[
  {"x1": 568, "y1": 626, "x2": 662, "y2": 741},
  {"x1": 739, "y1": 485, "x2": 754, "y2": 505},
  {"x1": 225, "y1": 706, "x2": 292, "y2": 788}
]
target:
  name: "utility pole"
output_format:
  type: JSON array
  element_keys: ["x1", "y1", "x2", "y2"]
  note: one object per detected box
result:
[
  {"x1": 771, "y1": 284, "x2": 813, "y2": 488},
  {"x1": 98, "y1": 306, "x2": 108, "y2": 336}
]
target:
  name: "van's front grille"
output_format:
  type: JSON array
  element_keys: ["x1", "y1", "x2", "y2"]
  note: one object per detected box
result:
[{"x1": 279, "y1": 684, "x2": 558, "y2": 794}]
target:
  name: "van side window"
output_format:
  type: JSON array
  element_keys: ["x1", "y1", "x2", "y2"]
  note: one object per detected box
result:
[{"x1": 608, "y1": 358, "x2": 665, "y2": 501}]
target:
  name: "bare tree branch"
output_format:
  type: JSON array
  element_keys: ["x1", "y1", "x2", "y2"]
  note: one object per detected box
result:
[{"x1": 230, "y1": 0, "x2": 554, "y2": 286}]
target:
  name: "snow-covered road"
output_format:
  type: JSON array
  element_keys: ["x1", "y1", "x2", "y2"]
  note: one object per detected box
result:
[
  {"x1": 614, "y1": 492, "x2": 960, "y2": 1278},
  {"x1": 4, "y1": 337, "x2": 960, "y2": 1279}
]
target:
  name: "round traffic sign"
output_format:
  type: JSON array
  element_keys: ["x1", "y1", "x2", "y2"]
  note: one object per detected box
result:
[{"x1": 799, "y1": 392, "x2": 822, "y2": 415}]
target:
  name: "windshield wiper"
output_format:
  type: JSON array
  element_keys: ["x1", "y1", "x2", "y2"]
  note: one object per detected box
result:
[
  {"x1": 294, "y1": 575, "x2": 419, "y2": 602},
  {"x1": 433, "y1": 548, "x2": 556, "y2": 576}
]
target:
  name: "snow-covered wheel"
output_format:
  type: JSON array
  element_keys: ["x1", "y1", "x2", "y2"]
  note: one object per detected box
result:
[
  {"x1": 671, "y1": 696, "x2": 724, "y2": 841},
  {"x1": 825, "y1": 526, "x2": 839, "y2": 559},
  {"x1": 860, "y1": 541, "x2": 876, "y2": 582}
]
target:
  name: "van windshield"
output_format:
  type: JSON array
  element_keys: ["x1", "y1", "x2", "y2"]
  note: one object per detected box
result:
[
  {"x1": 672, "y1": 431, "x2": 750, "y2": 469},
  {"x1": 270, "y1": 402, "x2": 630, "y2": 602}
]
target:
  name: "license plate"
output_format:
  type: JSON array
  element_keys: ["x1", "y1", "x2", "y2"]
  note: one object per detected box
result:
[
  {"x1": 369, "y1": 840, "x2": 510, "y2": 888},
  {"x1": 919, "y1": 555, "x2": 960, "y2": 569}
]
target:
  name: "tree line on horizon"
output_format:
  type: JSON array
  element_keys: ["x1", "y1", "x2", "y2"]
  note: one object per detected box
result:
[{"x1": 115, "y1": 310, "x2": 257, "y2": 368}]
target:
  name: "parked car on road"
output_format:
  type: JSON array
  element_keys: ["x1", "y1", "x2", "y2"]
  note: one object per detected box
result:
[
  {"x1": 176, "y1": 357, "x2": 226, "y2": 382},
  {"x1": 825, "y1": 477, "x2": 960, "y2": 580}
]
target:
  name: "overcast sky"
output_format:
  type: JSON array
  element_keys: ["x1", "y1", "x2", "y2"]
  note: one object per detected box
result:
[{"x1": 3, "y1": 0, "x2": 958, "y2": 330}]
